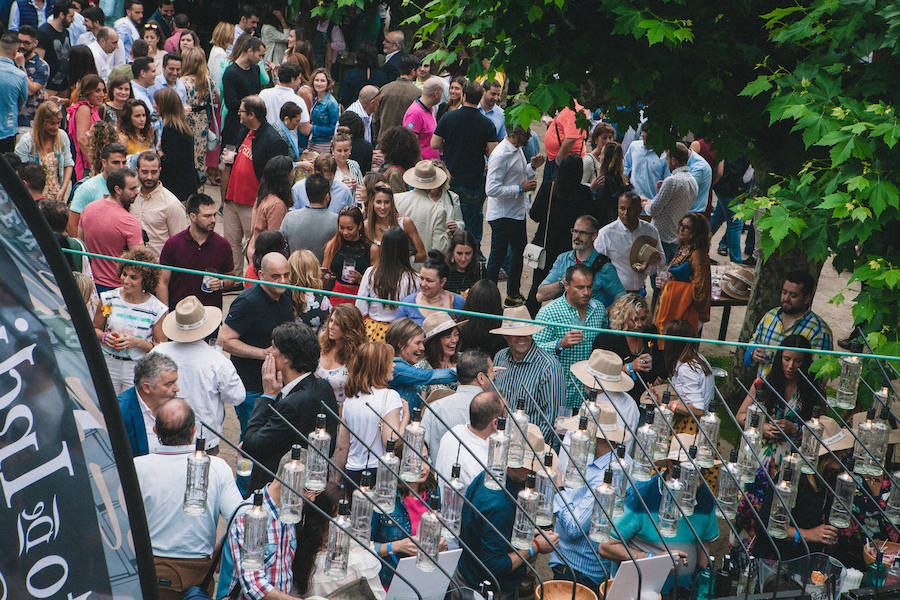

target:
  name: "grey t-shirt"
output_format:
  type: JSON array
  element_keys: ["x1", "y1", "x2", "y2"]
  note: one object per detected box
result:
[{"x1": 280, "y1": 206, "x2": 337, "y2": 263}]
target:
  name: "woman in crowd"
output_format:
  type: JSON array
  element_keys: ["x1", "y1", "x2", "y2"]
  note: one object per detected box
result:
[
  {"x1": 142, "y1": 22, "x2": 165, "y2": 71},
  {"x1": 180, "y1": 47, "x2": 219, "y2": 173},
  {"x1": 244, "y1": 229, "x2": 289, "y2": 284},
  {"x1": 177, "y1": 30, "x2": 201, "y2": 54},
  {"x1": 332, "y1": 127, "x2": 363, "y2": 195},
  {"x1": 385, "y1": 317, "x2": 456, "y2": 411},
  {"x1": 436, "y1": 76, "x2": 466, "y2": 123},
  {"x1": 359, "y1": 171, "x2": 386, "y2": 211},
  {"x1": 335, "y1": 341, "x2": 408, "y2": 485},
  {"x1": 322, "y1": 205, "x2": 372, "y2": 306},
  {"x1": 378, "y1": 126, "x2": 421, "y2": 193},
  {"x1": 654, "y1": 212, "x2": 712, "y2": 338},
  {"x1": 581, "y1": 122, "x2": 615, "y2": 189},
  {"x1": 66, "y1": 47, "x2": 98, "y2": 105},
  {"x1": 249, "y1": 156, "x2": 294, "y2": 260},
  {"x1": 206, "y1": 22, "x2": 234, "y2": 84},
  {"x1": 283, "y1": 32, "x2": 313, "y2": 109},
  {"x1": 69, "y1": 74, "x2": 106, "y2": 180},
  {"x1": 93, "y1": 248, "x2": 168, "y2": 393},
  {"x1": 308, "y1": 68, "x2": 340, "y2": 154},
  {"x1": 15, "y1": 101, "x2": 73, "y2": 203},
  {"x1": 339, "y1": 41, "x2": 387, "y2": 107},
  {"x1": 589, "y1": 140, "x2": 631, "y2": 227},
  {"x1": 317, "y1": 303, "x2": 367, "y2": 406},
  {"x1": 287, "y1": 249, "x2": 332, "y2": 333},
  {"x1": 457, "y1": 279, "x2": 505, "y2": 356},
  {"x1": 417, "y1": 311, "x2": 463, "y2": 397},
  {"x1": 426, "y1": 160, "x2": 465, "y2": 246},
  {"x1": 339, "y1": 111, "x2": 373, "y2": 174},
  {"x1": 89, "y1": 121, "x2": 119, "y2": 170},
  {"x1": 395, "y1": 251, "x2": 466, "y2": 325},
  {"x1": 363, "y1": 183, "x2": 426, "y2": 263},
  {"x1": 444, "y1": 230, "x2": 485, "y2": 295},
  {"x1": 356, "y1": 227, "x2": 420, "y2": 342},
  {"x1": 103, "y1": 74, "x2": 133, "y2": 126},
  {"x1": 259, "y1": 9, "x2": 290, "y2": 66},
  {"x1": 117, "y1": 99, "x2": 157, "y2": 154},
  {"x1": 592, "y1": 293, "x2": 665, "y2": 404},
  {"x1": 155, "y1": 88, "x2": 198, "y2": 202},
  {"x1": 653, "y1": 320, "x2": 714, "y2": 432}
]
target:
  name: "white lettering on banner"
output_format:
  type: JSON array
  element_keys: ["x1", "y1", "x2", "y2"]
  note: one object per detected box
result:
[
  {"x1": 0, "y1": 444, "x2": 73, "y2": 508},
  {"x1": 68, "y1": 592, "x2": 92, "y2": 600},
  {"x1": 25, "y1": 555, "x2": 68, "y2": 598},
  {"x1": 17, "y1": 497, "x2": 61, "y2": 556},
  {"x1": 0, "y1": 404, "x2": 37, "y2": 464},
  {"x1": 0, "y1": 344, "x2": 36, "y2": 411},
  {"x1": 0, "y1": 571, "x2": 6, "y2": 600}
]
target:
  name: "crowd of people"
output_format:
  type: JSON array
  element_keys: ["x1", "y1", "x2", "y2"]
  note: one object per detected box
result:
[{"x1": 3, "y1": 2, "x2": 889, "y2": 600}]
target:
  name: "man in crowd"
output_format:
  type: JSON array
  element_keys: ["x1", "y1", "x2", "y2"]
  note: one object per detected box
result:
[
  {"x1": 423, "y1": 350, "x2": 493, "y2": 458},
  {"x1": 543, "y1": 98, "x2": 590, "y2": 181},
  {"x1": 130, "y1": 56, "x2": 157, "y2": 113},
  {"x1": 431, "y1": 80, "x2": 497, "y2": 251},
  {"x1": 219, "y1": 252, "x2": 294, "y2": 434},
  {"x1": 158, "y1": 193, "x2": 235, "y2": 310},
  {"x1": 486, "y1": 125, "x2": 544, "y2": 307},
  {"x1": 282, "y1": 174, "x2": 337, "y2": 262},
  {"x1": 7, "y1": 0, "x2": 52, "y2": 31},
  {"x1": 395, "y1": 160, "x2": 450, "y2": 258},
  {"x1": 75, "y1": 6, "x2": 104, "y2": 45},
  {"x1": 232, "y1": 4, "x2": 259, "y2": 50},
  {"x1": 534, "y1": 264, "x2": 608, "y2": 410},
  {"x1": 345, "y1": 84, "x2": 380, "y2": 142},
  {"x1": 112, "y1": 0, "x2": 142, "y2": 64},
  {"x1": 130, "y1": 150, "x2": 188, "y2": 256},
  {"x1": 0, "y1": 32, "x2": 27, "y2": 153},
  {"x1": 259, "y1": 61, "x2": 310, "y2": 135},
  {"x1": 78, "y1": 167, "x2": 143, "y2": 293},
  {"x1": 680, "y1": 141, "x2": 713, "y2": 213},
  {"x1": 290, "y1": 154, "x2": 353, "y2": 213},
  {"x1": 88, "y1": 26, "x2": 121, "y2": 82},
  {"x1": 745, "y1": 270, "x2": 834, "y2": 378},
  {"x1": 434, "y1": 390, "x2": 503, "y2": 488},
  {"x1": 15, "y1": 25, "x2": 49, "y2": 130},
  {"x1": 381, "y1": 29, "x2": 406, "y2": 81},
  {"x1": 67, "y1": 142, "x2": 128, "y2": 235},
  {"x1": 149, "y1": 52, "x2": 186, "y2": 101},
  {"x1": 594, "y1": 191, "x2": 666, "y2": 294},
  {"x1": 147, "y1": 0, "x2": 174, "y2": 40},
  {"x1": 646, "y1": 142, "x2": 697, "y2": 261},
  {"x1": 118, "y1": 353, "x2": 179, "y2": 457},
  {"x1": 134, "y1": 398, "x2": 242, "y2": 599},
  {"x1": 36, "y1": 0, "x2": 72, "y2": 94},
  {"x1": 223, "y1": 94, "x2": 288, "y2": 272},
  {"x1": 19, "y1": 162, "x2": 46, "y2": 200},
  {"x1": 153, "y1": 296, "x2": 245, "y2": 456},
  {"x1": 535, "y1": 215, "x2": 625, "y2": 312},
  {"x1": 624, "y1": 121, "x2": 668, "y2": 200},
  {"x1": 491, "y1": 305, "x2": 565, "y2": 441},
  {"x1": 403, "y1": 77, "x2": 443, "y2": 160},
  {"x1": 478, "y1": 79, "x2": 506, "y2": 139},
  {"x1": 39, "y1": 199, "x2": 90, "y2": 272},
  {"x1": 243, "y1": 322, "x2": 339, "y2": 492},
  {"x1": 374, "y1": 54, "x2": 420, "y2": 140}
]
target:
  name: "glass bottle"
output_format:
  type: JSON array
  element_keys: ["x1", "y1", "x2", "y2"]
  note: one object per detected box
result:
[
  {"x1": 696, "y1": 400, "x2": 720, "y2": 469},
  {"x1": 534, "y1": 452, "x2": 557, "y2": 528},
  {"x1": 679, "y1": 445, "x2": 699, "y2": 517},
  {"x1": 738, "y1": 413, "x2": 762, "y2": 484},
  {"x1": 873, "y1": 406, "x2": 892, "y2": 466},
  {"x1": 834, "y1": 355, "x2": 862, "y2": 410},
  {"x1": 854, "y1": 408, "x2": 880, "y2": 476},
  {"x1": 183, "y1": 437, "x2": 210, "y2": 515},
  {"x1": 799, "y1": 405, "x2": 824, "y2": 474},
  {"x1": 484, "y1": 416, "x2": 509, "y2": 490},
  {"x1": 654, "y1": 394, "x2": 674, "y2": 461},
  {"x1": 579, "y1": 394, "x2": 601, "y2": 451},
  {"x1": 780, "y1": 453, "x2": 802, "y2": 509},
  {"x1": 400, "y1": 406, "x2": 426, "y2": 481},
  {"x1": 306, "y1": 413, "x2": 330, "y2": 492},
  {"x1": 610, "y1": 445, "x2": 629, "y2": 517},
  {"x1": 828, "y1": 458, "x2": 857, "y2": 529},
  {"x1": 864, "y1": 549, "x2": 886, "y2": 587},
  {"x1": 241, "y1": 491, "x2": 267, "y2": 570},
  {"x1": 658, "y1": 464, "x2": 683, "y2": 538},
  {"x1": 375, "y1": 438, "x2": 400, "y2": 513},
  {"x1": 416, "y1": 492, "x2": 443, "y2": 572},
  {"x1": 717, "y1": 449, "x2": 741, "y2": 520},
  {"x1": 511, "y1": 473, "x2": 539, "y2": 549},
  {"x1": 279, "y1": 444, "x2": 305, "y2": 524},
  {"x1": 886, "y1": 470, "x2": 900, "y2": 525},
  {"x1": 441, "y1": 464, "x2": 465, "y2": 537},
  {"x1": 564, "y1": 416, "x2": 591, "y2": 489},
  {"x1": 324, "y1": 499, "x2": 351, "y2": 579},
  {"x1": 507, "y1": 397, "x2": 530, "y2": 469},
  {"x1": 744, "y1": 402, "x2": 764, "y2": 433},
  {"x1": 767, "y1": 466, "x2": 793, "y2": 539},
  {"x1": 632, "y1": 410, "x2": 659, "y2": 482},
  {"x1": 351, "y1": 470, "x2": 375, "y2": 546},
  {"x1": 589, "y1": 470, "x2": 616, "y2": 542}
]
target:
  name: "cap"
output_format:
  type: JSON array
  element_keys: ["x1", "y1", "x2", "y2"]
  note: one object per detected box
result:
[
  {"x1": 812, "y1": 404, "x2": 821, "y2": 418},
  {"x1": 645, "y1": 410, "x2": 656, "y2": 425},
  {"x1": 544, "y1": 452, "x2": 554, "y2": 467},
  {"x1": 782, "y1": 466, "x2": 794, "y2": 482},
  {"x1": 252, "y1": 491, "x2": 263, "y2": 506},
  {"x1": 578, "y1": 416, "x2": 588, "y2": 431},
  {"x1": 316, "y1": 413, "x2": 327, "y2": 429},
  {"x1": 603, "y1": 470, "x2": 613, "y2": 484},
  {"x1": 195, "y1": 437, "x2": 205, "y2": 452},
  {"x1": 428, "y1": 491, "x2": 441, "y2": 509},
  {"x1": 451, "y1": 463, "x2": 461, "y2": 479},
  {"x1": 516, "y1": 397, "x2": 526, "y2": 411},
  {"x1": 617, "y1": 445, "x2": 626, "y2": 458},
  {"x1": 671, "y1": 465, "x2": 681, "y2": 479},
  {"x1": 338, "y1": 499, "x2": 350, "y2": 516},
  {"x1": 386, "y1": 438, "x2": 396, "y2": 452},
  {"x1": 291, "y1": 444, "x2": 302, "y2": 460},
  {"x1": 411, "y1": 406, "x2": 422, "y2": 422},
  {"x1": 525, "y1": 473, "x2": 536, "y2": 489},
  {"x1": 361, "y1": 470, "x2": 373, "y2": 487},
  {"x1": 688, "y1": 445, "x2": 697, "y2": 458},
  {"x1": 750, "y1": 412, "x2": 760, "y2": 428},
  {"x1": 662, "y1": 390, "x2": 671, "y2": 402},
  {"x1": 497, "y1": 416, "x2": 507, "y2": 431},
  {"x1": 867, "y1": 407, "x2": 876, "y2": 420},
  {"x1": 729, "y1": 448, "x2": 738, "y2": 463}
]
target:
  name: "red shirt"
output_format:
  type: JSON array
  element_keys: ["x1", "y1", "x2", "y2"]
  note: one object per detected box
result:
[
  {"x1": 544, "y1": 101, "x2": 590, "y2": 161},
  {"x1": 225, "y1": 129, "x2": 259, "y2": 206},
  {"x1": 79, "y1": 198, "x2": 144, "y2": 288}
]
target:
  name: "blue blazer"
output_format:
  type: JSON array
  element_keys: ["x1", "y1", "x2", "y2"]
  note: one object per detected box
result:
[{"x1": 118, "y1": 386, "x2": 149, "y2": 457}]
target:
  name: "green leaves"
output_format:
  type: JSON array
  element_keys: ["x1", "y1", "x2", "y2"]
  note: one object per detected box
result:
[{"x1": 741, "y1": 75, "x2": 773, "y2": 97}]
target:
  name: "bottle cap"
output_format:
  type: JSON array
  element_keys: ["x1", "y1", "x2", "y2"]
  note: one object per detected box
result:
[
  {"x1": 497, "y1": 416, "x2": 507, "y2": 431},
  {"x1": 645, "y1": 410, "x2": 655, "y2": 425},
  {"x1": 844, "y1": 456, "x2": 855, "y2": 471},
  {"x1": 451, "y1": 463, "x2": 461, "y2": 479},
  {"x1": 750, "y1": 412, "x2": 760, "y2": 428},
  {"x1": 688, "y1": 445, "x2": 697, "y2": 458},
  {"x1": 360, "y1": 470, "x2": 373, "y2": 487},
  {"x1": 880, "y1": 405, "x2": 891, "y2": 421},
  {"x1": 516, "y1": 397, "x2": 526, "y2": 411},
  {"x1": 386, "y1": 438, "x2": 396, "y2": 452},
  {"x1": 544, "y1": 452, "x2": 553, "y2": 467},
  {"x1": 662, "y1": 390, "x2": 671, "y2": 402},
  {"x1": 617, "y1": 445, "x2": 626, "y2": 458},
  {"x1": 411, "y1": 406, "x2": 422, "y2": 422},
  {"x1": 525, "y1": 473, "x2": 536, "y2": 489},
  {"x1": 729, "y1": 448, "x2": 738, "y2": 463},
  {"x1": 195, "y1": 437, "x2": 205, "y2": 452},
  {"x1": 316, "y1": 413, "x2": 327, "y2": 429},
  {"x1": 578, "y1": 416, "x2": 588, "y2": 431},
  {"x1": 604, "y1": 470, "x2": 613, "y2": 484},
  {"x1": 428, "y1": 491, "x2": 441, "y2": 509},
  {"x1": 253, "y1": 491, "x2": 263, "y2": 506},
  {"x1": 812, "y1": 404, "x2": 821, "y2": 418},
  {"x1": 671, "y1": 465, "x2": 681, "y2": 479},
  {"x1": 290, "y1": 444, "x2": 302, "y2": 460},
  {"x1": 867, "y1": 407, "x2": 876, "y2": 420},
  {"x1": 782, "y1": 466, "x2": 793, "y2": 482},
  {"x1": 338, "y1": 498, "x2": 350, "y2": 516}
]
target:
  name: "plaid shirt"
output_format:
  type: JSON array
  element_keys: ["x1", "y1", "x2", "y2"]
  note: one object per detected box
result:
[
  {"x1": 225, "y1": 486, "x2": 297, "y2": 600},
  {"x1": 493, "y1": 342, "x2": 566, "y2": 441},
  {"x1": 533, "y1": 296, "x2": 609, "y2": 409},
  {"x1": 746, "y1": 307, "x2": 834, "y2": 378}
]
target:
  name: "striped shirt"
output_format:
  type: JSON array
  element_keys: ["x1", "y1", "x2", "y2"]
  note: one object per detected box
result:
[
  {"x1": 493, "y1": 342, "x2": 566, "y2": 441},
  {"x1": 533, "y1": 296, "x2": 609, "y2": 409},
  {"x1": 100, "y1": 289, "x2": 167, "y2": 360},
  {"x1": 745, "y1": 307, "x2": 834, "y2": 378}
]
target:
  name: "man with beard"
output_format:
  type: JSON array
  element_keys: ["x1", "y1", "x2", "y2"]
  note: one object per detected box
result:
[
  {"x1": 130, "y1": 151, "x2": 187, "y2": 256},
  {"x1": 745, "y1": 270, "x2": 834, "y2": 379},
  {"x1": 158, "y1": 193, "x2": 236, "y2": 310},
  {"x1": 78, "y1": 167, "x2": 144, "y2": 293}
]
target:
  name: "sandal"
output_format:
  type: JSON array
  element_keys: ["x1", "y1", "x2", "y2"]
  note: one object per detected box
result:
[{"x1": 717, "y1": 247, "x2": 728, "y2": 257}]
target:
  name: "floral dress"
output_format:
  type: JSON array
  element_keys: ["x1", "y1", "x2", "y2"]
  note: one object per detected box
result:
[
  {"x1": 295, "y1": 291, "x2": 332, "y2": 334},
  {"x1": 182, "y1": 75, "x2": 220, "y2": 170},
  {"x1": 39, "y1": 150, "x2": 61, "y2": 198}
]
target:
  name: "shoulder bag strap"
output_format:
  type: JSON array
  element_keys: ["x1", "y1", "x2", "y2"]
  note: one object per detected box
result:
[{"x1": 541, "y1": 179, "x2": 556, "y2": 249}]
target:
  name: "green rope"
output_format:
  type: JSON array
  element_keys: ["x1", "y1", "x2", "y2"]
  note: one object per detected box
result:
[{"x1": 62, "y1": 247, "x2": 898, "y2": 363}]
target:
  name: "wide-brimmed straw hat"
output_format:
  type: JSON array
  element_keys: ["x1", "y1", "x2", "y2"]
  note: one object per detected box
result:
[
  {"x1": 629, "y1": 236, "x2": 662, "y2": 270},
  {"x1": 664, "y1": 433, "x2": 722, "y2": 465},
  {"x1": 721, "y1": 266, "x2": 755, "y2": 301},
  {"x1": 489, "y1": 305, "x2": 544, "y2": 336},
  {"x1": 570, "y1": 349, "x2": 635, "y2": 393},
  {"x1": 422, "y1": 311, "x2": 467, "y2": 341},
  {"x1": 817, "y1": 416, "x2": 856, "y2": 455},
  {"x1": 161, "y1": 295, "x2": 222, "y2": 342},
  {"x1": 519, "y1": 423, "x2": 560, "y2": 474},
  {"x1": 640, "y1": 383, "x2": 679, "y2": 405},
  {"x1": 402, "y1": 160, "x2": 448, "y2": 190},
  {"x1": 560, "y1": 402, "x2": 631, "y2": 444}
]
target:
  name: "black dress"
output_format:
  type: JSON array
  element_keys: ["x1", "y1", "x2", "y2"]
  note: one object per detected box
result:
[
  {"x1": 159, "y1": 124, "x2": 199, "y2": 202},
  {"x1": 445, "y1": 263, "x2": 486, "y2": 295},
  {"x1": 592, "y1": 327, "x2": 665, "y2": 403}
]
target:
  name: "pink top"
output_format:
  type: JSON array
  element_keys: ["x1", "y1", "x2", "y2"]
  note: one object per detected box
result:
[
  {"x1": 403, "y1": 494, "x2": 428, "y2": 535},
  {"x1": 67, "y1": 101, "x2": 101, "y2": 181},
  {"x1": 79, "y1": 199, "x2": 144, "y2": 287},
  {"x1": 403, "y1": 99, "x2": 439, "y2": 160}
]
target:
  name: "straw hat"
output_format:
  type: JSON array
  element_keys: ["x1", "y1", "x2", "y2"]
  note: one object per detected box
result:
[
  {"x1": 161, "y1": 295, "x2": 222, "y2": 342},
  {"x1": 721, "y1": 267, "x2": 755, "y2": 301},
  {"x1": 560, "y1": 402, "x2": 631, "y2": 444},
  {"x1": 628, "y1": 236, "x2": 662, "y2": 271},
  {"x1": 640, "y1": 383, "x2": 679, "y2": 405},
  {"x1": 570, "y1": 350, "x2": 635, "y2": 393},
  {"x1": 422, "y1": 311, "x2": 467, "y2": 341},
  {"x1": 665, "y1": 433, "x2": 722, "y2": 465},
  {"x1": 817, "y1": 416, "x2": 855, "y2": 455},
  {"x1": 851, "y1": 410, "x2": 900, "y2": 444},
  {"x1": 728, "y1": 266, "x2": 755, "y2": 287},
  {"x1": 489, "y1": 305, "x2": 544, "y2": 336},
  {"x1": 520, "y1": 423, "x2": 560, "y2": 474},
  {"x1": 402, "y1": 160, "x2": 448, "y2": 190}
]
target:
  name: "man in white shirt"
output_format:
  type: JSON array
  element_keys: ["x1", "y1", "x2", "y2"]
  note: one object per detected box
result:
[
  {"x1": 149, "y1": 51, "x2": 186, "y2": 102},
  {"x1": 646, "y1": 142, "x2": 697, "y2": 261},
  {"x1": 130, "y1": 151, "x2": 188, "y2": 255},
  {"x1": 422, "y1": 350, "x2": 493, "y2": 457},
  {"x1": 75, "y1": 5, "x2": 104, "y2": 45},
  {"x1": 153, "y1": 295, "x2": 245, "y2": 455},
  {"x1": 260, "y1": 61, "x2": 311, "y2": 135},
  {"x1": 433, "y1": 391, "x2": 504, "y2": 489},
  {"x1": 87, "y1": 26, "x2": 122, "y2": 82},
  {"x1": 344, "y1": 84, "x2": 380, "y2": 142},
  {"x1": 394, "y1": 160, "x2": 449, "y2": 261},
  {"x1": 594, "y1": 191, "x2": 666, "y2": 294}
]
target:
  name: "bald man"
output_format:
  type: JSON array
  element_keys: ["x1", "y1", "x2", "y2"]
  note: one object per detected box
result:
[
  {"x1": 219, "y1": 252, "x2": 295, "y2": 434},
  {"x1": 89, "y1": 26, "x2": 124, "y2": 81},
  {"x1": 345, "y1": 84, "x2": 381, "y2": 142},
  {"x1": 404, "y1": 77, "x2": 443, "y2": 160}
]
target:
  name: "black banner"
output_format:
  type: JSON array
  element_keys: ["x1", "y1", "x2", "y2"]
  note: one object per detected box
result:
[{"x1": 0, "y1": 157, "x2": 156, "y2": 599}]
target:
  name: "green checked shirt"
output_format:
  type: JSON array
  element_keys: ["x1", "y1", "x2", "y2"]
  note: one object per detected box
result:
[{"x1": 533, "y1": 296, "x2": 608, "y2": 409}]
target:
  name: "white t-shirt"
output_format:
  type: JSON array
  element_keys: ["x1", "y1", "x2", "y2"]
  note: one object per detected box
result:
[
  {"x1": 100, "y1": 288, "x2": 168, "y2": 360},
  {"x1": 343, "y1": 388, "x2": 403, "y2": 470},
  {"x1": 355, "y1": 267, "x2": 418, "y2": 322},
  {"x1": 671, "y1": 356, "x2": 714, "y2": 411},
  {"x1": 259, "y1": 84, "x2": 311, "y2": 128},
  {"x1": 434, "y1": 423, "x2": 489, "y2": 489}
]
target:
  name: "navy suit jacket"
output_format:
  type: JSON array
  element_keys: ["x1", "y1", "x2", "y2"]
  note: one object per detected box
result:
[
  {"x1": 118, "y1": 386, "x2": 149, "y2": 457},
  {"x1": 383, "y1": 52, "x2": 405, "y2": 82}
]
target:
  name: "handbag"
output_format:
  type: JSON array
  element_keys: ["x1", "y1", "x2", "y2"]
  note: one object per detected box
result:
[
  {"x1": 523, "y1": 180, "x2": 555, "y2": 270},
  {"x1": 206, "y1": 94, "x2": 220, "y2": 151}
]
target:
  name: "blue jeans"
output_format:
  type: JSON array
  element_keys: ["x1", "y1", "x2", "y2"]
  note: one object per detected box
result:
[
  {"x1": 487, "y1": 218, "x2": 526, "y2": 297},
  {"x1": 452, "y1": 185, "x2": 486, "y2": 251},
  {"x1": 235, "y1": 390, "x2": 261, "y2": 439},
  {"x1": 710, "y1": 195, "x2": 743, "y2": 263}
]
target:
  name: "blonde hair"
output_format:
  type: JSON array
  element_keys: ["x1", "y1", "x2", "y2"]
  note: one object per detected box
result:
[
  {"x1": 607, "y1": 293, "x2": 650, "y2": 331},
  {"x1": 154, "y1": 87, "x2": 191, "y2": 135},
  {"x1": 32, "y1": 101, "x2": 65, "y2": 154},
  {"x1": 73, "y1": 272, "x2": 94, "y2": 304},
  {"x1": 180, "y1": 47, "x2": 209, "y2": 98},
  {"x1": 384, "y1": 317, "x2": 424, "y2": 355},
  {"x1": 211, "y1": 22, "x2": 235, "y2": 50},
  {"x1": 344, "y1": 342, "x2": 394, "y2": 398},
  {"x1": 288, "y1": 249, "x2": 322, "y2": 314}
]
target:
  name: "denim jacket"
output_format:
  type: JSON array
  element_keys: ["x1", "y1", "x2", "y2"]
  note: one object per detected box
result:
[
  {"x1": 389, "y1": 357, "x2": 456, "y2": 412},
  {"x1": 310, "y1": 93, "x2": 340, "y2": 144}
]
